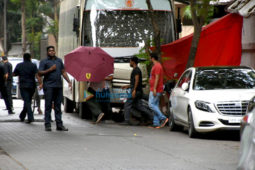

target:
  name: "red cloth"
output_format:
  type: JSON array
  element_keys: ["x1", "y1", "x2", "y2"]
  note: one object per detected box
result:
[
  {"x1": 150, "y1": 62, "x2": 164, "y2": 93},
  {"x1": 160, "y1": 13, "x2": 243, "y2": 80}
]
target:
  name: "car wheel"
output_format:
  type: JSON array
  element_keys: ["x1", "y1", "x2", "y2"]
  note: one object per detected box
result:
[
  {"x1": 188, "y1": 108, "x2": 197, "y2": 138},
  {"x1": 169, "y1": 107, "x2": 181, "y2": 131}
]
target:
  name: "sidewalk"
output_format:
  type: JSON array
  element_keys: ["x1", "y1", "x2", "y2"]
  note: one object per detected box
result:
[{"x1": 0, "y1": 99, "x2": 44, "y2": 122}]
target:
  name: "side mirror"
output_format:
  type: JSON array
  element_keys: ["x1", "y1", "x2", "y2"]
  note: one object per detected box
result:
[{"x1": 181, "y1": 82, "x2": 189, "y2": 91}]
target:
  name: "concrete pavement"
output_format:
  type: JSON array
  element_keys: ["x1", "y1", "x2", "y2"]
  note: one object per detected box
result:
[{"x1": 0, "y1": 99, "x2": 240, "y2": 170}]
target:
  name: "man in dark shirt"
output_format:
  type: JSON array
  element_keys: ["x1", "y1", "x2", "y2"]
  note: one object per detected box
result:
[
  {"x1": 0, "y1": 61, "x2": 13, "y2": 114},
  {"x1": 39, "y1": 46, "x2": 72, "y2": 131},
  {"x1": 2, "y1": 56, "x2": 14, "y2": 112},
  {"x1": 122, "y1": 56, "x2": 153, "y2": 125},
  {"x1": 13, "y1": 53, "x2": 42, "y2": 123}
]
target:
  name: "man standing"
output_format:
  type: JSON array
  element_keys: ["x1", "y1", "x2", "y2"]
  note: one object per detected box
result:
[
  {"x1": 149, "y1": 53, "x2": 168, "y2": 128},
  {"x1": 122, "y1": 56, "x2": 153, "y2": 125},
  {"x1": 0, "y1": 60, "x2": 12, "y2": 114},
  {"x1": 13, "y1": 53, "x2": 42, "y2": 123},
  {"x1": 2, "y1": 56, "x2": 14, "y2": 113},
  {"x1": 39, "y1": 46, "x2": 72, "y2": 131}
]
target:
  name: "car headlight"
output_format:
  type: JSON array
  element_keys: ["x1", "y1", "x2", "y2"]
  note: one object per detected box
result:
[{"x1": 195, "y1": 100, "x2": 214, "y2": 112}]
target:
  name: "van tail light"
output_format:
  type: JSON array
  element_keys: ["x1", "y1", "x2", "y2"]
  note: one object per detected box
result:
[
  {"x1": 242, "y1": 113, "x2": 253, "y2": 125},
  {"x1": 242, "y1": 115, "x2": 249, "y2": 123}
]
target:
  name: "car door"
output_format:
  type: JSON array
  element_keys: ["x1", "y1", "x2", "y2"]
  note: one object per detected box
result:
[{"x1": 171, "y1": 70, "x2": 192, "y2": 123}]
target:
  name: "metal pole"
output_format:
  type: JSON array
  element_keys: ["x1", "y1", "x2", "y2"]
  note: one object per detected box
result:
[{"x1": 4, "y1": 0, "x2": 7, "y2": 55}]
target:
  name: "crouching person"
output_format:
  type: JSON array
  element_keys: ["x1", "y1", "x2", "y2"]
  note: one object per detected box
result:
[{"x1": 121, "y1": 56, "x2": 153, "y2": 125}]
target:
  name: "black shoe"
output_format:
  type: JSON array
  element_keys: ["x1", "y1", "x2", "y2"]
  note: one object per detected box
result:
[
  {"x1": 56, "y1": 126, "x2": 68, "y2": 131},
  {"x1": 45, "y1": 126, "x2": 52, "y2": 131},
  {"x1": 8, "y1": 111, "x2": 15, "y2": 114},
  {"x1": 19, "y1": 115, "x2": 25, "y2": 122},
  {"x1": 119, "y1": 120, "x2": 130, "y2": 125},
  {"x1": 25, "y1": 120, "x2": 34, "y2": 124}
]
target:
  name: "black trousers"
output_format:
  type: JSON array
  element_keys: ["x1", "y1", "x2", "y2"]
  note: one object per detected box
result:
[
  {"x1": 6, "y1": 81, "x2": 13, "y2": 109},
  {"x1": 44, "y1": 87, "x2": 63, "y2": 127},
  {"x1": 0, "y1": 84, "x2": 12, "y2": 112},
  {"x1": 124, "y1": 92, "x2": 153, "y2": 122},
  {"x1": 20, "y1": 87, "x2": 35, "y2": 121}
]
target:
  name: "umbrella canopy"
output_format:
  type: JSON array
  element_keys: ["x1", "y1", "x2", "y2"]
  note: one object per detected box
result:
[{"x1": 64, "y1": 46, "x2": 114, "y2": 82}]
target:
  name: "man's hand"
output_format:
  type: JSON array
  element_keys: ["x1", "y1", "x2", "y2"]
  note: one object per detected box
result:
[
  {"x1": 132, "y1": 90, "x2": 136, "y2": 99},
  {"x1": 49, "y1": 64, "x2": 57, "y2": 71},
  {"x1": 153, "y1": 89, "x2": 157, "y2": 97},
  {"x1": 122, "y1": 85, "x2": 129, "y2": 89},
  {"x1": 68, "y1": 82, "x2": 72, "y2": 91}
]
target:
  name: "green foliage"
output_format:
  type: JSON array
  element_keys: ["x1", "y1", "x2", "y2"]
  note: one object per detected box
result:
[
  {"x1": 8, "y1": 0, "x2": 58, "y2": 58},
  {"x1": 27, "y1": 31, "x2": 42, "y2": 59},
  {"x1": 184, "y1": 0, "x2": 216, "y2": 24}
]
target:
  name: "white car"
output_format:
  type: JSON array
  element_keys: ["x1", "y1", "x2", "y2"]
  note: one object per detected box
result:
[{"x1": 169, "y1": 66, "x2": 255, "y2": 138}]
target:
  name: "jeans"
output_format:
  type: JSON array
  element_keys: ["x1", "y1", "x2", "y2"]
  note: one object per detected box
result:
[
  {"x1": 148, "y1": 91, "x2": 166, "y2": 126},
  {"x1": 20, "y1": 88, "x2": 35, "y2": 121},
  {"x1": 44, "y1": 87, "x2": 63, "y2": 127}
]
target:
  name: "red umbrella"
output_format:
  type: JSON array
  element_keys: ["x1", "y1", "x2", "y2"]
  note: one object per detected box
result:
[{"x1": 64, "y1": 46, "x2": 114, "y2": 82}]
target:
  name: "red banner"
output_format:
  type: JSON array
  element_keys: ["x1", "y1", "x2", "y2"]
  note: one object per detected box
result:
[{"x1": 161, "y1": 13, "x2": 243, "y2": 80}]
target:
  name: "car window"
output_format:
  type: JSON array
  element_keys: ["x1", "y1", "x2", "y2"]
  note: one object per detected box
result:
[
  {"x1": 177, "y1": 70, "x2": 192, "y2": 88},
  {"x1": 194, "y1": 68, "x2": 255, "y2": 90}
]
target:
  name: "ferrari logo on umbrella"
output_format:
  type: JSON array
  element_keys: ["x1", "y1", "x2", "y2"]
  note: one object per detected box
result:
[{"x1": 86, "y1": 73, "x2": 91, "y2": 80}]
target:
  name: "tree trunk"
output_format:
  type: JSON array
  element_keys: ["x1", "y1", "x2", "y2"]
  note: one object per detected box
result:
[
  {"x1": 21, "y1": 0, "x2": 26, "y2": 54},
  {"x1": 54, "y1": 0, "x2": 59, "y2": 52},
  {"x1": 186, "y1": 25, "x2": 202, "y2": 68},
  {"x1": 146, "y1": 0, "x2": 161, "y2": 61}
]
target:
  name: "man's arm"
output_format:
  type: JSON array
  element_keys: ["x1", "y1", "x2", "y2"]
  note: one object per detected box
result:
[
  {"x1": 153, "y1": 74, "x2": 160, "y2": 96},
  {"x1": 62, "y1": 69, "x2": 72, "y2": 90},
  {"x1": 4, "y1": 73, "x2": 8, "y2": 81},
  {"x1": 132, "y1": 74, "x2": 139, "y2": 98},
  {"x1": 35, "y1": 73, "x2": 43, "y2": 89},
  {"x1": 38, "y1": 64, "x2": 56, "y2": 76}
]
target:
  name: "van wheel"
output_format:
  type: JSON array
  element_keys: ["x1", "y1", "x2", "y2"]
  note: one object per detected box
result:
[
  {"x1": 64, "y1": 97, "x2": 74, "y2": 113},
  {"x1": 188, "y1": 108, "x2": 197, "y2": 138},
  {"x1": 169, "y1": 107, "x2": 181, "y2": 131}
]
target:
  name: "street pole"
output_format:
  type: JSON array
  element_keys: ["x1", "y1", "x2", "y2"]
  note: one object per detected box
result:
[{"x1": 3, "y1": 0, "x2": 7, "y2": 55}]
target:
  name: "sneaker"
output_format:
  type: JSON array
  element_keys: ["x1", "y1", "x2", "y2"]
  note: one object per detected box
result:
[
  {"x1": 45, "y1": 126, "x2": 52, "y2": 131},
  {"x1": 160, "y1": 118, "x2": 169, "y2": 128},
  {"x1": 56, "y1": 125, "x2": 68, "y2": 131},
  {"x1": 96, "y1": 113, "x2": 104, "y2": 124}
]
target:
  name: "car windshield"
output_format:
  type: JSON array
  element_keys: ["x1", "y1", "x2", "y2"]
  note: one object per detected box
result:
[{"x1": 193, "y1": 68, "x2": 255, "y2": 90}]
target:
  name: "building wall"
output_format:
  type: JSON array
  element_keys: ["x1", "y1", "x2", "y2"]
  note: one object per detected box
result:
[{"x1": 241, "y1": 16, "x2": 255, "y2": 68}]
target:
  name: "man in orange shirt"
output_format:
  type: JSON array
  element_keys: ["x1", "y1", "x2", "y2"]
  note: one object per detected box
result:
[{"x1": 149, "y1": 53, "x2": 168, "y2": 128}]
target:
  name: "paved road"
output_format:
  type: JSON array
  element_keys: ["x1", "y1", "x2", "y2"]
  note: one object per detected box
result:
[{"x1": 0, "y1": 99, "x2": 240, "y2": 170}]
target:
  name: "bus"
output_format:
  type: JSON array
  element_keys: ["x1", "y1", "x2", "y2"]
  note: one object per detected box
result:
[{"x1": 58, "y1": 0, "x2": 177, "y2": 118}]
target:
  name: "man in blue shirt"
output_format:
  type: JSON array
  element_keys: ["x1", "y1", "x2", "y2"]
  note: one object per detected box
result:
[
  {"x1": 13, "y1": 53, "x2": 42, "y2": 123},
  {"x1": 39, "y1": 46, "x2": 72, "y2": 131}
]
